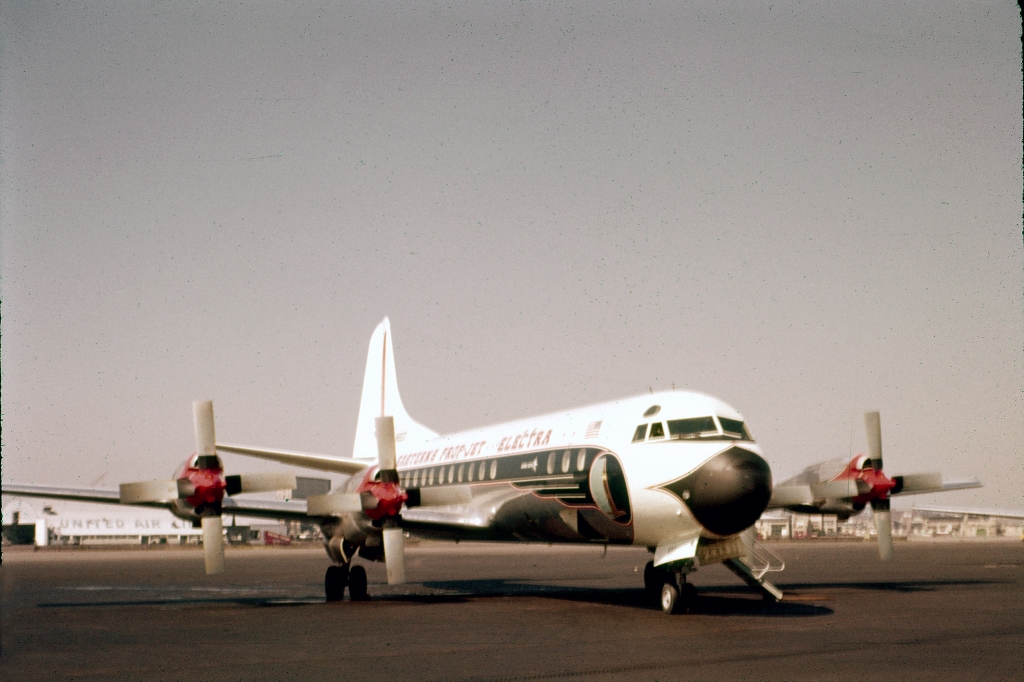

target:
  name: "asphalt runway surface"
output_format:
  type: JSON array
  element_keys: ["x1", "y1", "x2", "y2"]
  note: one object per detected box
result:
[{"x1": 2, "y1": 540, "x2": 1021, "y2": 681}]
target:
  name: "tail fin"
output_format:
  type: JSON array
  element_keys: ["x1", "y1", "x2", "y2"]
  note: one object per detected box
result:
[{"x1": 352, "y1": 318, "x2": 437, "y2": 459}]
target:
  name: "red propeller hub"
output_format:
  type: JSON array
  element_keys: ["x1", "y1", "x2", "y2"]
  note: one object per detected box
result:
[
  {"x1": 835, "y1": 455, "x2": 896, "y2": 504},
  {"x1": 858, "y1": 467, "x2": 896, "y2": 502},
  {"x1": 357, "y1": 468, "x2": 408, "y2": 521},
  {"x1": 176, "y1": 454, "x2": 227, "y2": 511}
]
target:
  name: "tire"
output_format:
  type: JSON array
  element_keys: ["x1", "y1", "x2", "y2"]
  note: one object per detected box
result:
[
  {"x1": 325, "y1": 564, "x2": 348, "y2": 602},
  {"x1": 348, "y1": 564, "x2": 368, "y2": 601},
  {"x1": 660, "y1": 581, "x2": 681, "y2": 615}
]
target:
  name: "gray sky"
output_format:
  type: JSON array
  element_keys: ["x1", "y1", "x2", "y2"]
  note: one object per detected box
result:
[{"x1": 2, "y1": 1, "x2": 1021, "y2": 509}]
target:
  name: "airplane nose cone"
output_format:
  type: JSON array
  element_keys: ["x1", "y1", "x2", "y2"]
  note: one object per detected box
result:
[{"x1": 662, "y1": 446, "x2": 772, "y2": 536}]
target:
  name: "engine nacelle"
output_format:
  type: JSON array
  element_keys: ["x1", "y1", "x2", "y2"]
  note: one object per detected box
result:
[{"x1": 816, "y1": 499, "x2": 864, "y2": 520}]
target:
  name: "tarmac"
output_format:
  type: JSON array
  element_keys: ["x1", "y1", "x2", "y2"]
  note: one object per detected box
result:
[{"x1": 1, "y1": 539, "x2": 1022, "y2": 681}]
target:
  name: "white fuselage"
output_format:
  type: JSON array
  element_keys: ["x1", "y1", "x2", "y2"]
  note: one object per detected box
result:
[{"x1": 339, "y1": 390, "x2": 771, "y2": 552}]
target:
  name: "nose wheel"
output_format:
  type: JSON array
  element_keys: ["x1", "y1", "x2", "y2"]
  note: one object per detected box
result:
[{"x1": 645, "y1": 561, "x2": 697, "y2": 614}]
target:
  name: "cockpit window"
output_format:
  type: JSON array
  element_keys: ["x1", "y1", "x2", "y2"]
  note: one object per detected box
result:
[
  {"x1": 718, "y1": 417, "x2": 752, "y2": 440},
  {"x1": 649, "y1": 422, "x2": 665, "y2": 439},
  {"x1": 667, "y1": 417, "x2": 718, "y2": 439},
  {"x1": 195, "y1": 455, "x2": 222, "y2": 470},
  {"x1": 632, "y1": 424, "x2": 648, "y2": 442}
]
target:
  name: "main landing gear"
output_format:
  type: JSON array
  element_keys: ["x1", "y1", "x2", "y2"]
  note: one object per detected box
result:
[
  {"x1": 325, "y1": 563, "x2": 368, "y2": 602},
  {"x1": 644, "y1": 561, "x2": 697, "y2": 614}
]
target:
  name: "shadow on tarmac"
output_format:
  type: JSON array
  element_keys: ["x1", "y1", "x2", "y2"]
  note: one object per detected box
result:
[
  {"x1": 35, "y1": 576, "x2": 998, "y2": 613},
  {"x1": 36, "y1": 581, "x2": 833, "y2": 616}
]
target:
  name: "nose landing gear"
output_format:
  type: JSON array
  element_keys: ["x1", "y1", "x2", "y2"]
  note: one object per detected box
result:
[{"x1": 644, "y1": 560, "x2": 698, "y2": 614}]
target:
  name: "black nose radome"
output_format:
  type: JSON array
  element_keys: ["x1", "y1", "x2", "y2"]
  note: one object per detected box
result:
[{"x1": 660, "y1": 447, "x2": 772, "y2": 536}]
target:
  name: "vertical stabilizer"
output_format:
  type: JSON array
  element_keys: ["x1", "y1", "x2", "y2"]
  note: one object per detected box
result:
[{"x1": 352, "y1": 318, "x2": 437, "y2": 459}]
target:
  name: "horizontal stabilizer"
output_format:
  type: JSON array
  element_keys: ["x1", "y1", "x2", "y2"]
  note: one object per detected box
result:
[{"x1": 217, "y1": 443, "x2": 371, "y2": 475}]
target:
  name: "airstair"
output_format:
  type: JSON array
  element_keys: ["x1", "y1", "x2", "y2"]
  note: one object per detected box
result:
[{"x1": 723, "y1": 530, "x2": 785, "y2": 602}]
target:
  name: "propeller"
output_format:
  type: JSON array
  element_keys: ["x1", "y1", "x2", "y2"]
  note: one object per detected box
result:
[
  {"x1": 376, "y1": 416, "x2": 407, "y2": 585},
  {"x1": 864, "y1": 411, "x2": 894, "y2": 561},
  {"x1": 119, "y1": 400, "x2": 296, "y2": 574}
]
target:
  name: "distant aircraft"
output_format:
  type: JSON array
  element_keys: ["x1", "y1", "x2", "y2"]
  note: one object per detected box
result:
[
  {"x1": 767, "y1": 412, "x2": 981, "y2": 560},
  {"x1": 5, "y1": 318, "x2": 784, "y2": 614}
]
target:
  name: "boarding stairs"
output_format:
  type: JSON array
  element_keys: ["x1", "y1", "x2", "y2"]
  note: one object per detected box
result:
[{"x1": 723, "y1": 530, "x2": 785, "y2": 602}]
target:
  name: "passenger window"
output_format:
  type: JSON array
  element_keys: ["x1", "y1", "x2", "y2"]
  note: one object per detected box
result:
[
  {"x1": 561, "y1": 450, "x2": 571, "y2": 473},
  {"x1": 576, "y1": 449, "x2": 587, "y2": 471},
  {"x1": 467, "y1": 463, "x2": 474, "y2": 482},
  {"x1": 632, "y1": 424, "x2": 648, "y2": 442},
  {"x1": 547, "y1": 452, "x2": 555, "y2": 474},
  {"x1": 489, "y1": 459, "x2": 497, "y2": 479},
  {"x1": 649, "y1": 422, "x2": 665, "y2": 439},
  {"x1": 448, "y1": 465, "x2": 455, "y2": 483},
  {"x1": 457, "y1": 464, "x2": 464, "y2": 482},
  {"x1": 479, "y1": 461, "x2": 486, "y2": 480}
]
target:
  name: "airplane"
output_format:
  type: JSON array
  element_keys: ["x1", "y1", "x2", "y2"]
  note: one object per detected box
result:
[
  {"x1": 1, "y1": 318, "x2": 805, "y2": 613},
  {"x1": 767, "y1": 412, "x2": 982, "y2": 560}
]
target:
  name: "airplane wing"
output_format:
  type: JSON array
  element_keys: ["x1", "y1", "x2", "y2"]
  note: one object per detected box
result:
[
  {"x1": 216, "y1": 443, "x2": 372, "y2": 475},
  {"x1": 1, "y1": 483, "x2": 312, "y2": 522},
  {"x1": 912, "y1": 504, "x2": 1024, "y2": 519},
  {"x1": 3, "y1": 483, "x2": 129, "y2": 505}
]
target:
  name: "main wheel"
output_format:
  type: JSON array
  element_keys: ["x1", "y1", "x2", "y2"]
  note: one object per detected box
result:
[
  {"x1": 325, "y1": 564, "x2": 348, "y2": 602},
  {"x1": 348, "y1": 564, "x2": 368, "y2": 601},
  {"x1": 660, "y1": 581, "x2": 681, "y2": 615}
]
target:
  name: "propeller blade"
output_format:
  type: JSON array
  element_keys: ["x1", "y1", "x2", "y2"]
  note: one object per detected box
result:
[
  {"x1": 224, "y1": 472, "x2": 297, "y2": 496},
  {"x1": 406, "y1": 485, "x2": 473, "y2": 508},
  {"x1": 120, "y1": 480, "x2": 181, "y2": 504},
  {"x1": 375, "y1": 416, "x2": 398, "y2": 475},
  {"x1": 891, "y1": 472, "x2": 943, "y2": 495},
  {"x1": 201, "y1": 515, "x2": 226, "y2": 574},
  {"x1": 306, "y1": 492, "x2": 377, "y2": 516},
  {"x1": 374, "y1": 415, "x2": 407, "y2": 584},
  {"x1": 871, "y1": 499, "x2": 894, "y2": 561},
  {"x1": 194, "y1": 400, "x2": 217, "y2": 456},
  {"x1": 864, "y1": 411, "x2": 883, "y2": 471},
  {"x1": 382, "y1": 524, "x2": 406, "y2": 585}
]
